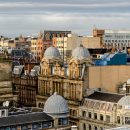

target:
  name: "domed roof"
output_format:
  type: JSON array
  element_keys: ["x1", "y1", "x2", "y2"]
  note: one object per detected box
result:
[
  {"x1": 44, "y1": 92, "x2": 69, "y2": 115},
  {"x1": 127, "y1": 79, "x2": 130, "y2": 84},
  {"x1": 72, "y1": 44, "x2": 90, "y2": 60},
  {"x1": 118, "y1": 96, "x2": 130, "y2": 107},
  {"x1": 44, "y1": 46, "x2": 61, "y2": 59}
]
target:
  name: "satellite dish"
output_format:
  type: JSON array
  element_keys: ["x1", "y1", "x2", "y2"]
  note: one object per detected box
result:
[{"x1": 5, "y1": 101, "x2": 9, "y2": 107}]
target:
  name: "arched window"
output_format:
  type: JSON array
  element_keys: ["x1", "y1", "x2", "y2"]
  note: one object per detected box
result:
[
  {"x1": 73, "y1": 110, "x2": 77, "y2": 117},
  {"x1": 88, "y1": 112, "x2": 91, "y2": 118},
  {"x1": 38, "y1": 103, "x2": 41, "y2": 107},
  {"x1": 89, "y1": 124, "x2": 91, "y2": 130},
  {"x1": 117, "y1": 116, "x2": 120, "y2": 124},
  {"x1": 83, "y1": 123, "x2": 86, "y2": 130},
  {"x1": 95, "y1": 126, "x2": 97, "y2": 130},
  {"x1": 82, "y1": 111, "x2": 86, "y2": 117}
]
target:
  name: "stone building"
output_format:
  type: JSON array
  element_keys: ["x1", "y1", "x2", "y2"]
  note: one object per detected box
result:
[
  {"x1": 12, "y1": 64, "x2": 40, "y2": 107},
  {"x1": 52, "y1": 34, "x2": 82, "y2": 62},
  {"x1": 37, "y1": 45, "x2": 92, "y2": 125},
  {"x1": 79, "y1": 91, "x2": 130, "y2": 130},
  {"x1": 36, "y1": 44, "x2": 130, "y2": 128},
  {"x1": 44, "y1": 92, "x2": 70, "y2": 129},
  {"x1": 0, "y1": 93, "x2": 71, "y2": 130},
  {"x1": 0, "y1": 60, "x2": 16, "y2": 105},
  {"x1": 30, "y1": 32, "x2": 44, "y2": 62},
  {"x1": 82, "y1": 36, "x2": 101, "y2": 49},
  {"x1": 93, "y1": 28, "x2": 130, "y2": 49}
]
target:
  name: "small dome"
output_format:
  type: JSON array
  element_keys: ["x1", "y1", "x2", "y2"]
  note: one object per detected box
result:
[
  {"x1": 72, "y1": 44, "x2": 90, "y2": 60},
  {"x1": 118, "y1": 96, "x2": 130, "y2": 107},
  {"x1": 44, "y1": 92, "x2": 69, "y2": 116},
  {"x1": 44, "y1": 46, "x2": 61, "y2": 59},
  {"x1": 127, "y1": 79, "x2": 130, "y2": 84}
]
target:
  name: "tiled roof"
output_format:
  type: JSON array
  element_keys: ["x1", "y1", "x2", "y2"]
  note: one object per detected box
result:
[
  {"x1": 0, "y1": 112, "x2": 53, "y2": 127},
  {"x1": 87, "y1": 91, "x2": 124, "y2": 103}
]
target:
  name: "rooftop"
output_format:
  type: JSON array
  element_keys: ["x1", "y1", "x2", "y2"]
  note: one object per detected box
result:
[
  {"x1": 87, "y1": 91, "x2": 124, "y2": 103},
  {"x1": 0, "y1": 112, "x2": 53, "y2": 127}
]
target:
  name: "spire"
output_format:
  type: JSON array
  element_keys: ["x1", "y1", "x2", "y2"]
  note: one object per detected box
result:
[{"x1": 38, "y1": 31, "x2": 43, "y2": 39}]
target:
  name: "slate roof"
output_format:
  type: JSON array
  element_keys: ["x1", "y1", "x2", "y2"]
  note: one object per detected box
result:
[
  {"x1": 0, "y1": 112, "x2": 53, "y2": 127},
  {"x1": 87, "y1": 91, "x2": 124, "y2": 103}
]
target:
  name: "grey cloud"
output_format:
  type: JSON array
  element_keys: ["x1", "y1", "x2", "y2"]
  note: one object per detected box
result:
[{"x1": 0, "y1": 0, "x2": 130, "y2": 36}]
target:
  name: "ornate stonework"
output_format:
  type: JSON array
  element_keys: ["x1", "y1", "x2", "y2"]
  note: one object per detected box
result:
[{"x1": 37, "y1": 46, "x2": 92, "y2": 125}]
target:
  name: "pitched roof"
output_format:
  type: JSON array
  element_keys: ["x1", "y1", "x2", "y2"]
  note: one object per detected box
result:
[
  {"x1": 87, "y1": 91, "x2": 124, "y2": 103},
  {"x1": 0, "y1": 112, "x2": 53, "y2": 127}
]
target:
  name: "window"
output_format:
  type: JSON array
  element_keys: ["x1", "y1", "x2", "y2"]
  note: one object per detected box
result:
[
  {"x1": 5, "y1": 127, "x2": 10, "y2": 130},
  {"x1": 42, "y1": 122, "x2": 52, "y2": 128},
  {"x1": 32, "y1": 123, "x2": 39, "y2": 129},
  {"x1": 82, "y1": 111, "x2": 86, "y2": 117},
  {"x1": 83, "y1": 123, "x2": 86, "y2": 130},
  {"x1": 117, "y1": 116, "x2": 120, "y2": 124},
  {"x1": 94, "y1": 113, "x2": 97, "y2": 119},
  {"x1": 89, "y1": 125, "x2": 92, "y2": 130},
  {"x1": 11, "y1": 127, "x2": 16, "y2": 130},
  {"x1": 58, "y1": 118, "x2": 62, "y2": 125},
  {"x1": 62, "y1": 118, "x2": 68, "y2": 125},
  {"x1": 1, "y1": 110, "x2": 5, "y2": 117},
  {"x1": 95, "y1": 126, "x2": 98, "y2": 130},
  {"x1": 106, "y1": 115, "x2": 110, "y2": 122},
  {"x1": 100, "y1": 114, "x2": 104, "y2": 121},
  {"x1": 58, "y1": 118, "x2": 68, "y2": 125},
  {"x1": 88, "y1": 112, "x2": 91, "y2": 118},
  {"x1": 27, "y1": 124, "x2": 32, "y2": 130},
  {"x1": 21, "y1": 125, "x2": 27, "y2": 130},
  {"x1": 100, "y1": 127, "x2": 104, "y2": 130},
  {"x1": 125, "y1": 117, "x2": 130, "y2": 124}
]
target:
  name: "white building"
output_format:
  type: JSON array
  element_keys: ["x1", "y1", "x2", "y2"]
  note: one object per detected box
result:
[{"x1": 103, "y1": 30, "x2": 130, "y2": 49}]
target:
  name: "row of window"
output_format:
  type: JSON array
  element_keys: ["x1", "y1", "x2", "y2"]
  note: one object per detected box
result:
[
  {"x1": 81, "y1": 111, "x2": 123, "y2": 125},
  {"x1": 82, "y1": 111, "x2": 111, "y2": 123},
  {"x1": 83, "y1": 100, "x2": 114, "y2": 111},
  {"x1": 83, "y1": 123, "x2": 104, "y2": 130},
  {"x1": 31, "y1": 47, "x2": 43, "y2": 50},
  {"x1": 0, "y1": 122, "x2": 52, "y2": 130},
  {"x1": 105, "y1": 35, "x2": 130, "y2": 38},
  {"x1": 32, "y1": 52, "x2": 42, "y2": 55},
  {"x1": 105, "y1": 40, "x2": 130, "y2": 42}
]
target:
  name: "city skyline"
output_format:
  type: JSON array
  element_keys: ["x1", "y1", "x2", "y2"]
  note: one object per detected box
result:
[{"x1": 0, "y1": 0, "x2": 130, "y2": 37}]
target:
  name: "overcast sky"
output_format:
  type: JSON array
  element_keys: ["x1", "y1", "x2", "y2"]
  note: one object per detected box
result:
[{"x1": 0, "y1": 0, "x2": 130, "y2": 37}]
